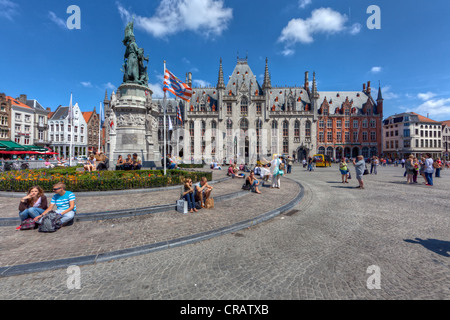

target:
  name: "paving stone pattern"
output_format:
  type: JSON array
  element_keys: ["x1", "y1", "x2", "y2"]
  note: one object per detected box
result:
[{"x1": 0, "y1": 165, "x2": 448, "y2": 300}]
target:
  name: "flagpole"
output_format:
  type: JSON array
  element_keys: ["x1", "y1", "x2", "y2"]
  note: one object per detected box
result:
[
  {"x1": 163, "y1": 61, "x2": 167, "y2": 176},
  {"x1": 98, "y1": 102, "x2": 102, "y2": 152},
  {"x1": 69, "y1": 93, "x2": 73, "y2": 167}
]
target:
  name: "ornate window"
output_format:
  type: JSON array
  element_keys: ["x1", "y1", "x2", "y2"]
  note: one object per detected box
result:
[
  {"x1": 294, "y1": 120, "x2": 300, "y2": 138},
  {"x1": 305, "y1": 121, "x2": 311, "y2": 138},
  {"x1": 283, "y1": 121, "x2": 289, "y2": 137},
  {"x1": 240, "y1": 97, "x2": 248, "y2": 115},
  {"x1": 189, "y1": 121, "x2": 194, "y2": 136}
]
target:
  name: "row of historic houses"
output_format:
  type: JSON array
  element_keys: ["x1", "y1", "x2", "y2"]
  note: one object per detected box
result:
[{"x1": 146, "y1": 57, "x2": 384, "y2": 164}]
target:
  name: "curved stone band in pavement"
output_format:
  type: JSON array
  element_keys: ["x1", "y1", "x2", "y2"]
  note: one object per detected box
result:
[
  {"x1": 0, "y1": 177, "x2": 304, "y2": 278},
  {"x1": 0, "y1": 189, "x2": 248, "y2": 226}
]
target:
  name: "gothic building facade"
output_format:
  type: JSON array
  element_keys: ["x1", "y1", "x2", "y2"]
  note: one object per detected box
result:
[{"x1": 104, "y1": 57, "x2": 384, "y2": 165}]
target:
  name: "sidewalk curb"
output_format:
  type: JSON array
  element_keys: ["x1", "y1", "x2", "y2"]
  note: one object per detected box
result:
[
  {"x1": 0, "y1": 178, "x2": 304, "y2": 278},
  {"x1": 0, "y1": 188, "x2": 248, "y2": 227}
]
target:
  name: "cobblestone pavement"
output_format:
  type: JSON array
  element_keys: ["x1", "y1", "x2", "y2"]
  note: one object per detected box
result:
[
  {"x1": 0, "y1": 164, "x2": 448, "y2": 300},
  {"x1": 0, "y1": 169, "x2": 230, "y2": 218},
  {"x1": 0, "y1": 172, "x2": 300, "y2": 267}
]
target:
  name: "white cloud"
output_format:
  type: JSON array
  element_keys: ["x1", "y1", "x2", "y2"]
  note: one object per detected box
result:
[
  {"x1": 281, "y1": 48, "x2": 295, "y2": 56},
  {"x1": 349, "y1": 23, "x2": 362, "y2": 35},
  {"x1": 371, "y1": 66, "x2": 382, "y2": 73},
  {"x1": 48, "y1": 11, "x2": 66, "y2": 29},
  {"x1": 81, "y1": 81, "x2": 93, "y2": 88},
  {"x1": 104, "y1": 82, "x2": 117, "y2": 91},
  {"x1": 417, "y1": 91, "x2": 436, "y2": 101},
  {"x1": 298, "y1": 0, "x2": 312, "y2": 9},
  {"x1": 117, "y1": 0, "x2": 233, "y2": 39},
  {"x1": 409, "y1": 98, "x2": 450, "y2": 120},
  {"x1": 278, "y1": 7, "x2": 358, "y2": 54},
  {"x1": 0, "y1": 0, "x2": 19, "y2": 21},
  {"x1": 193, "y1": 79, "x2": 211, "y2": 87},
  {"x1": 148, "y1": 82, "x2": 164, "y2": 98},
  {"x1": 382, "y1": 86, "x2": 399, "y2": 100}
]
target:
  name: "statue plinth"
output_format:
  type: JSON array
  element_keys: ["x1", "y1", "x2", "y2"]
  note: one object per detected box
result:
[{"x1": 110, "y1": 83, "x2": 160, "y2": 164}]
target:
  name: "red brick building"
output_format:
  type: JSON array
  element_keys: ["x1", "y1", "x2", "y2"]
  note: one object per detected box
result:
[{"x1": 316, "y1": 81, "x2": 383, "y2": 160}]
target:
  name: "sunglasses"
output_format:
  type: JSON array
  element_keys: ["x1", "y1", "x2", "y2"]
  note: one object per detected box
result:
[{"x1": 53, "y1": 187, "x2": 62, "y2": 191}]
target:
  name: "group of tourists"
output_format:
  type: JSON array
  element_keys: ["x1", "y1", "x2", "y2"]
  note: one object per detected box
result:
[
  {"x1": 339, "y1": 156, "x2": 367, "y2": 189},
  {"x1": 181, "y1": 176, "x2": 214, "y2": 213},
  {"x1": 403, "y1": 154, "x2": 442, "y2": 186},
  {"x1": 116, "y1": 153, "x2": 142, "y2": 171},
  {"x1": 18, "y1": 182, "x2": 76, "y2": 231}
]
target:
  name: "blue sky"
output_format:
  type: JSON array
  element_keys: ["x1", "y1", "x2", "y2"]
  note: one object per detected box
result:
[{"x1": 1, "y1": 0, "x2": 450, "y2": 120}]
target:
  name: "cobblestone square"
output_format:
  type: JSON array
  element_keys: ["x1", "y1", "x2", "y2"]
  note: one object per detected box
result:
[{"x1": 0, "y1": 164, "x2": 448, "y2": 300}]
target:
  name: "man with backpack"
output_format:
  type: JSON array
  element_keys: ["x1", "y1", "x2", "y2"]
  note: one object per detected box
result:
[{"x1": 34, "y1": 182, "x2": 76, "y2": 227}]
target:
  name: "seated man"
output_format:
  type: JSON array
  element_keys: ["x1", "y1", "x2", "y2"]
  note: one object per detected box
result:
[
  {"x1": 34, "y1": 182, "x2": 76, "y2": 226},
  {"x1": 194, "y1": 177, "x2": 213, "y2": 208},
  {"x1": 246, "y1": 171, "x2": 262, "y2": 194},
  {"x1": 95, "y1": 151, "x2": 107, "y2": 171},
  {"x1": 132, "y1": 153, "x2": 142, "y2": 170}
]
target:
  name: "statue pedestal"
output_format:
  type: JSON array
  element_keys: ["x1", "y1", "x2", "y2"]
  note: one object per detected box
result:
[{"x1": 111, "y1": 83, "x2": 160, "y2": 164}]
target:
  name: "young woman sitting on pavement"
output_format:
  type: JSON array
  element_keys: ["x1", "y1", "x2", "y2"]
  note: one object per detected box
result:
[
  {"x1": 246, "y1": 171, "x2": 262, "y2": 194},
  {"x1": 19, "y1": 186, "x2": 48, "y2": 222},
  {"x1": 181, "y1": 179, "x2": 198, "y2": 213}
]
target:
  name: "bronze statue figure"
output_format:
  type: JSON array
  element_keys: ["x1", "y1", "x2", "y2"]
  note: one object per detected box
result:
[{"x1": 122, "y1": 21, "x2": 149, "y2": 87}]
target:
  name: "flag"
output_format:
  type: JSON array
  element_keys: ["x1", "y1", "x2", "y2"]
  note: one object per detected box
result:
[
  {"x1": 176, "y1": 105, "x2": 183, "y2": 125},
  {"x1": 168, "y1": 115, "x2": 173, "y2": 131},
  {"x1": 99, "y1": 102, "x2": 105, "y2": 128},
  {"x1": 68, "y1": 93, "x2": 73, "y2": 121},
  {"x1": 163, "y1": 67, "x2": 192, "y2": 102}
]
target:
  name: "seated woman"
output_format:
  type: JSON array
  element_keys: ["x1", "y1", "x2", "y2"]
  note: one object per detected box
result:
[
  {"x1": 19, "y1": 186, "x2": 48, "y2": 222},
  {"x1": 84, "y1": 154, "x2": 96, "y2": 172},
  {"x1": 181, "y1": 179, "x2": 198, "y2": 213},
  {"x1": 124, "y1": 154, "x2": 133, "y2": 170},
  {"x1": 116, "y1": 155, "x2": 125, "y2": 170},
  {"x1": 246, "y1": 171, "x2": 262, "y2": 194}
]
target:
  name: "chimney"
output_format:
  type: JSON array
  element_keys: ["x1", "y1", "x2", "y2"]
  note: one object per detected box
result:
[
  {"x1": 367, "y1": 81, "x2": 371, "y2": 94},
  {"x1": 363, "y1": 83, "x2": 366, "y2": 92},
  {"x1": 46, "y1": 107, "x2": 51, "y2": 111},
  {"x1": 19, "y1": 94, "x2": 27, "y2": 103},
  {"x1": 188, "y1": 72, "x2": 192, "y2": 88}
]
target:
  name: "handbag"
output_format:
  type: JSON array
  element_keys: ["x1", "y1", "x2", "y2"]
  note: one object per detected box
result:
[
  {"x1": 347, "y1": 171, "x2": 352, "y2": 179},
  {"x1": 176, "y1": 199, "x2": 188, "y2": 214},
  {"x1": 205, "y1": 198, "x2": 214, "y2": 209},
  {"x1": 20, "y1": 218, "x2": 36, "y2": 230}
]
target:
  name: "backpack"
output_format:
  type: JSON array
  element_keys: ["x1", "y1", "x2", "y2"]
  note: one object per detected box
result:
[
  {"x1": 38, "y1": 211, "x2": 62, "y2": 233},
  {"x1": 20, "y1": 218, "x2": 36, "y2": 231}
]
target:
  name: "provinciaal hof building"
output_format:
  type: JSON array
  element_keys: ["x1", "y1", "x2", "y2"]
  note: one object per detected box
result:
[{"x1": 153, "y1": 56, "x2": 383, "y2": 165}]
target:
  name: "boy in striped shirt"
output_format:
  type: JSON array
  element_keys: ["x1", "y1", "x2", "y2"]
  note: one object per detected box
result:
[{"x1": 34, "y1": 182, "x2": 76, "y2": 226}]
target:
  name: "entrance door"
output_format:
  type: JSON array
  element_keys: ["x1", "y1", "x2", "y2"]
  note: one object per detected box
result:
[{"x1": 297, "y1": 148, "x2": 307, "y2": 161}]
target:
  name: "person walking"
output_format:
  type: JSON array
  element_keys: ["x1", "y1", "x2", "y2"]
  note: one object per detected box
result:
[
  {"x1": 412, "y1": 157, "x2": 419, "y2": 183},
  {"x1": 352, "y1": 155, "x2": 366, "y2": 189},
  {"x1": 434, "y1": 157, "x2": 442, "y2": 178},
  {"x1": 287, "y1": 156, "x2": 293, "y2": 174},
  {"x1": 424, "y1": 153, "x2": 434, "y2": 186},
  {"x1": 405, "y1": 155, "x2": 415, "y2": 184},
  {"x1": 370, "y1": 156, "x2": 379, "y2": 175},
  {"x1": 339, "y1": 158, "x2": 349, "y2": 183}
]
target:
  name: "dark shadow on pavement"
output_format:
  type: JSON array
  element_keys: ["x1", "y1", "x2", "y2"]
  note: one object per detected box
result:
[
  {"x1": 330, "y1": 186, "x2": 357, "y2": 189},
  {"x1": 404, "y1": 238, "x2": 450, "y2": 257}
]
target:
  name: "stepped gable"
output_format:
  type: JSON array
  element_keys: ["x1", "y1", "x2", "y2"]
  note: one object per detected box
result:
[
  {"x1": 317, "y1": 91, "x2": 375, "y2": 115},
  {"x1": 269, "y1": 87, "x2": 311, "y2": 112},
  {"x1": 225, "y1": 58, "x2": 262, "y2": 97}
]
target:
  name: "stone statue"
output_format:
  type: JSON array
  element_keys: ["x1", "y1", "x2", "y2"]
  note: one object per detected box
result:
[{"x1": 122, "y1": 22, "x2": 149, "y2": 87}]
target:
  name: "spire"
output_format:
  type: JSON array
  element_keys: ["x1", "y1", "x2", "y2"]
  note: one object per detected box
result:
[
  {"x1": 377, "y1": 81, "x2": 383, "y2": 101},
  {"x1": 312, "y1": 72, "x2": 319, "y2": 99},
  {"x1": 104, "y1": 90, "x2": 108, "y2": 101},
  {"x1": 217, "y1": 58, "x2": 225, "y2": 89},
  {"x1": 262, "y1": 58, "x2": 271, "y2": 90}
]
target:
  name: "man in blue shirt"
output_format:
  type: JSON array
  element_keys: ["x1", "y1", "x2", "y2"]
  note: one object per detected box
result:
[{"x1": 34, "y1": 182, "x2": 76, "y2": 226}]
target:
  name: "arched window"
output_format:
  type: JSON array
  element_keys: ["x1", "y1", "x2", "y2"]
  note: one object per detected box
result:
[
  {"x1": 294, "y1": 120, "x2": 300, "y2": 138},
  {"x1": 241, "y1": 97, "x2": 248, "y2": 115},
  {"x1": 201, "y1": 121, "x2": 206, "y2": 136},
  {"x1": 211, "y1": 121, "x2": 217, "y2": 137},
  {"x1": 283, "y1": 121, "x2": 289, "y2": 137},
  {"x1": 318, "y1": 146, "x2": 325, "y2": 154},
  {"x1": 189, "y1": 121, "x2": 194, "y2": 136},
  {"x1": 271, "y1": 121, "x2": 278, "y2": 154},
  {"x1": 305, "y1": 121, "x2": 311, "y2": 137}
]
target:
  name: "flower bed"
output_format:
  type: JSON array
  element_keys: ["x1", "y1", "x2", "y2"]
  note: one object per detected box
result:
[{"x1": 0, "y1": 168, "x2": 212, "y2": 192}]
